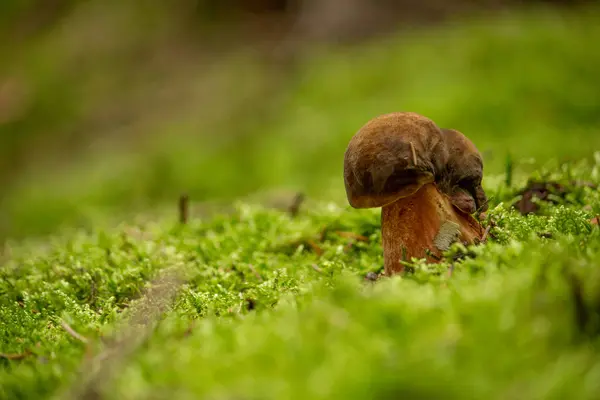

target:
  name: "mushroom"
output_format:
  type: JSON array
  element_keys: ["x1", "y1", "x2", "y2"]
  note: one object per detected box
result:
[
  {"x1": 437, "y1": 128, "x2": 489, "y2": 216},
  {"x1": 343, "y1": 112, "x2": 486, "y2": 275}
]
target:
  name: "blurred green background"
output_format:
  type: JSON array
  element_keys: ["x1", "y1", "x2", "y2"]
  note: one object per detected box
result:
[{"x1": 1, "y1": 0, "x2": 599, "y2": 240}]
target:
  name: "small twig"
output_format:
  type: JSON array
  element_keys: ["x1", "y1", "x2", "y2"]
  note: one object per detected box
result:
[
  {"x1": 476, "y1": 195, "x2": 493, "y2": 215},
  {"x1": 306, "y1": 240, "x2": 323, "y2": 257},
  {"x1": 425, "y1": 248, "x2": 442, "y2": 261},
  {"x1": 343, "y1": 241, "x2": 354, "y2": 253},
  {"x1": 60, "y1": 320, "x2": 89, "y2": 345},
  {"x1": 481, "y1": 225, "x2": 491, "y2": 242},
  {"x1": 311, "y1": 264, "x2": 323, "y2": 274},
  {"x1": 440, "y1": 264, "x2": 456, "y2": 289},
  {"x1": 88, "y1": 273, "x2": 100, "y2": 309},
  {"x1": 89, "y1": 280, "x2": 97, "y2": 307},
  {"x1": 0, "y1": 350, "x2": 32, "y2": 360},
  {"x1": 64, "y1": 266, "x2": 186, "y2": 400},
  {"x1": 178, "y1": 321, "x2": 196, "y2": 339},
  {"x1": 409, "y1": 141, "x2": 417, "y2": 166},
  {"x1": 318, "y1": 225, "x2": 329, "y2": 242},
  {"x1": 288, "y1": 192, "x2": 305, "y2": 217},
  {"x1": 247, "y1": 264, "x2": 263, "y2": 281},
  {"x1": 335, "y1": 231, "x2": 369, "y2": 242},
  {"x1": 447, "y1": 264, "x2": 455, "y2": 278},
  {"x1": 178, "y1": 194, "x2": 189, "y2": 224},
  {"x1": 505, "y1": 153, "x2": 513, "y2": 188}
]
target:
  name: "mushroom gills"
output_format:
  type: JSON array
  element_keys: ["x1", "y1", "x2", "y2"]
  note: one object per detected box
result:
[{"x1": 433, "y1": 220, "x2": 461, "y2": 252}]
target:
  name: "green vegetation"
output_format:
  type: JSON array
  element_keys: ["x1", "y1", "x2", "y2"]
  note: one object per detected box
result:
[
  {"x1": 2, "y1": 3, "x2": 600, "y2": 399},
  {"x1": 2, "y1": 156, "x2": 600, "y2": 399},
  {"x1": 2, "y1": 3, "x2": 600, "y2": 239}
]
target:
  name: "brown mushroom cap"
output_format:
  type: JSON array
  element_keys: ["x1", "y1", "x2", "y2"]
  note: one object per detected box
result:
[
  {"x1": 343, "y1": 112, "x2": 449, "y2": 208},
  {"x1": 439, "y1": 128, "x2": 488, "y2": 214}
]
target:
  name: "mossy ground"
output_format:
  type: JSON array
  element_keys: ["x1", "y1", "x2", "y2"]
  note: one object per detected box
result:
[
  {"x1": 2, "y1": 155, "x2": 600, "y2": 400},
  {"x1": 2, "y1": 4, "x2": 600, "y2": 399}
]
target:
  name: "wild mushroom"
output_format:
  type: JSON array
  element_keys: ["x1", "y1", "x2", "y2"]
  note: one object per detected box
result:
[
  {"x1": 343, "y1": 112, "x2": 486, "y2": 275},
  {"x1": 438, "y1": 128, "x2": 489, "y2": 215}
]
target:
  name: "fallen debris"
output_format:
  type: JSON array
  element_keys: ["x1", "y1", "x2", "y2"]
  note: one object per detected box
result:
[
  {"x1": 0, "y1": 350, "x2": 33, "y2": 361},
  {"x1": 63, "y1": 266, "x2": 186, "y2": 400},
  {"x1": 288, "y1": 192, "x2": 305, "y2": 217},
  {"x1": 306, "y1": 240, "x2": 323, "y2": 256},
  {"x1": 364, "y1": 272, "x2": 379, "y2": 282},
  {"x1": 513, "y1": 180, "x2": 597, "y2": 215},
  {"x1": 334, "y1": 231, "x2": 369, "y2": 242},
  {"x1": 178, "y1": 194, "x2": 190, "y2": 224},
  {"x1": 60, "y1": 320, "x2": 89, "y2": 345},
  {"x1": 447, "y1": 264, "x2": 455, "y2": 279},
  {"x1": 513, "y1": 181, "x2": 566, "y2": 215},
  {"x1": 481, "y1": 225, "x2": 492, "y2": 243},
  {"x1": 247, "y1": 264, "x2": 263, "y2": 281}
]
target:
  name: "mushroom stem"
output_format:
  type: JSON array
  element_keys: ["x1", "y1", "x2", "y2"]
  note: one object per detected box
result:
[{"x1": 381, "y1": 183, "x2": 483, "y2": 275}]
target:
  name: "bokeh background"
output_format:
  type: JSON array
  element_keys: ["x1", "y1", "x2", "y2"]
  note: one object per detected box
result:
[{"x1": 1, "y1": 0, "x2": 599, "y2": 240}]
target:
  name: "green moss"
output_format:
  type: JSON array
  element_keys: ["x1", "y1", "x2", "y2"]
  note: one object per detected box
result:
[
  {"x1": 2, "y1": 5, "x2": 600, "y2": 398},
  {"x1": 2, "y1": 158, "x2": 600, "y2": 399}
]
